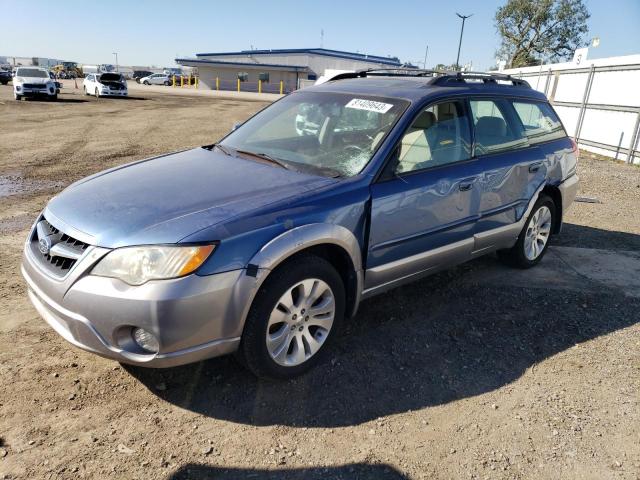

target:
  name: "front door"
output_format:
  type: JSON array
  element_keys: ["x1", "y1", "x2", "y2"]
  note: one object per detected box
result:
[{"x1": 366, "y1": 99, "x2": 480, "y2": 292}]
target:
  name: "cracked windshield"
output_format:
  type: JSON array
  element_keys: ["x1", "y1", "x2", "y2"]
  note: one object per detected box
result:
[{"x1": 221, "y1": 92, "x2": 409, "y2": 177}]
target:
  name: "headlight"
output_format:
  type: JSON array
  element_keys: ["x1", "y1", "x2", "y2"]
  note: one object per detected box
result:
[{"x1": 92, "y1": 244, "x2": 215, "y2": 285}]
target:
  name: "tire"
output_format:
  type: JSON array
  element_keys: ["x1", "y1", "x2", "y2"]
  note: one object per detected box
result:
[
  {"x1": 95, "y1": 88, "x2": 100, "y2": 99},
  {"x1": 164, "y1": 80, "x2": 170, "y2": 86},
  {"x1": 498, "y1": 194, "x2": 556, "y2": 268},
  {"x1": 83, "y1": 86, "x2": 87, "y2": 95},
  {"x1": 50, "y1": 94, "x2": 57, "y2": 101},
  {"x1": 143, "y1": 80, "x2": 149, "y2": 85},
  {"x1": 14, "y1": 92, "x2": 21, "y2": 101},
  {"x1": 239, "y1": 254, "x2": 345, "y2": 379}
]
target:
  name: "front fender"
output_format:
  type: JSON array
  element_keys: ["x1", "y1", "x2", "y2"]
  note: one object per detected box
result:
[{"x1": 225, "y1": 223, "x2": 364, "y2": 338}]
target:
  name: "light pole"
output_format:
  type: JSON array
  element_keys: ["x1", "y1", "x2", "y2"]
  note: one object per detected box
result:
[
  {"x1": 112, "y1": 52, "x2": 119, "y2": 72},
  {"x1": 455, "y1": 13, "x2": 472, "y2": 70},
  {"x1": 423, "y1": 45, "x2": 429, "y2": 69}
]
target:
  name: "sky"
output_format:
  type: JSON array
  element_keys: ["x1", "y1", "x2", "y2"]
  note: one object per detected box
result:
[{"x1": 3, "y1": 0, "x2": 639, "y2": 70}]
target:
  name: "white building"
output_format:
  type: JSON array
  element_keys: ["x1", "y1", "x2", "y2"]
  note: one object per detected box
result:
[{"x1": 176, "y1": 48, "x2": 407, "y2": 93}]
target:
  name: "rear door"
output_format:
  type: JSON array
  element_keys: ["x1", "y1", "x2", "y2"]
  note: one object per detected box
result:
[
  {"x1": 366, "y1": 99, "x2": 481, "y2": 292},
  {"x1": 467, "y1": 97, "x2": 545, "y2": 253}
]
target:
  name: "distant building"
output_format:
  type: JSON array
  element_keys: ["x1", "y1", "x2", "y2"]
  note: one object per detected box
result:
[{"x1": 176, "y1": 48, "x2": 407, "y2": 93}]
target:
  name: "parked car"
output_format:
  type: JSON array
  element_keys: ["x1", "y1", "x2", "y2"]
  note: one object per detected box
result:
[
  {"x1": 22, "y1": 71, "x2": 579, "y2": 379},
  {"x1": 139, "y1": 73, "x2": 171, "y2": 86},
  {"x1": 133, "y1": 70, "x2": 154, "y2": 83},
  {"x1": 0, "y1": 69, "x2": 12, "y2": 85},
  {"x1": 83, "y1": 72, "x2": 128, "y2": 98},
  {"x1": 13, "y1": 67, "x2": 58, "y2": 100}
]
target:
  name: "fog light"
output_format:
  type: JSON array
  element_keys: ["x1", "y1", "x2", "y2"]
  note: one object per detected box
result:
[{"x1": 132, "y1": 328, "x2": 159, "y2": 353}]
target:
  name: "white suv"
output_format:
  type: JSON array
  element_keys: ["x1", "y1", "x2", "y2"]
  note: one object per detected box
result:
[{"x1": 13, "y1": 67, "x2": 57, "y2": 101}]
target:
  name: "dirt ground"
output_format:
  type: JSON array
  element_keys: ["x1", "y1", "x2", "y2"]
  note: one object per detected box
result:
[{"x1": 0, "y1": 84, "x2": 638, "y2": 480}]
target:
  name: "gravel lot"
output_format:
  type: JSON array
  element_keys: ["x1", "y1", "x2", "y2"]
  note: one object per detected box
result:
[{"x1": 0, "y1": 84, "x2": 638, "y2": 480}]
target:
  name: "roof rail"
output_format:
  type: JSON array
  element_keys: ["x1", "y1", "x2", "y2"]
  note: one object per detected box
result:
[
  {"x1": 327, "y1": 69, "x2": 531, "y2": 88},
  {"x1": 327, "y1": 68, "x2": 441, "y2": 82},
  {"x1": 429, "y1": 71, "x2": 531, "y2": 88}
]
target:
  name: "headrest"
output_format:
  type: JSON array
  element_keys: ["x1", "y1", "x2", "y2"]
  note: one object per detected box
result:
[
  {"x1": 476, "y1": 116, "x2": 507, "y2": 137},
  {"x1": 413, "y1": 111, "x2": 436, "y2": 130}
]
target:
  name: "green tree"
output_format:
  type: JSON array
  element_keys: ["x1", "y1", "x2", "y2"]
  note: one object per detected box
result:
[{"x1": 495, "y1": 0, "x2": 590, "y2": 68}]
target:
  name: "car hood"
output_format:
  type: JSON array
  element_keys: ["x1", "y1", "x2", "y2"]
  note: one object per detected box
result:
[
  {"x1": 45, "y1": 148, "x2": 336, "y2": 248},
  {"x1": 16, "y1": 76, "x2": 50, "y2": 84}
]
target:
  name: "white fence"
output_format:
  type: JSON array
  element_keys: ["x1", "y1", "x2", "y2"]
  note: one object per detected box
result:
[{"x1": 504, "y1": 56, "x2": 640, "y2": 165}]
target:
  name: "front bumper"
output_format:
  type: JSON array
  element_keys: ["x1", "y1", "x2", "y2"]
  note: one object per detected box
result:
[
  {"x1": 22, "y1": 235, "x2": 244, "y2": 367},
  {"x1": 15, "y1": 86, "x2": 56, "y2": 97},
  {"x1": 99, "y1": 89, "x2": 128, "y2": 97}
]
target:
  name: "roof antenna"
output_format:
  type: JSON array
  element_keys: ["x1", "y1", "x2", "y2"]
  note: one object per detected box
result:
[{"x1": 320, "y1": 29, "x2": 324, "y2": 48}]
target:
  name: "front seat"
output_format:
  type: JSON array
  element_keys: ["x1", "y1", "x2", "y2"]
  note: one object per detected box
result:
[{"x1": 397, "y1": 110, "x2": 437, "y2": 173}]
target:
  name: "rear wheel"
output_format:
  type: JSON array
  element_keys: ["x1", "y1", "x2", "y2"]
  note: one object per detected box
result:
[
  {"x1": 498, "y1": 194, "x2": 555, "y2": 268},
  {"x1": 239, "y1": 254, "x2": 344, "y2": 379}
]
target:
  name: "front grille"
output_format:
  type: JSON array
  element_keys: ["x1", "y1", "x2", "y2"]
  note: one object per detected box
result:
[
  {"x1": 30, "y1": 217, "x2": 91, "y2": 277},
  {"x1": 23, "y1": 83, "x2": 46, "y2": 89}
]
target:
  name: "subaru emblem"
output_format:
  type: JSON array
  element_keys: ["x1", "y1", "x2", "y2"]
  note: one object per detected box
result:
[{"x1": 39, "y1": 236, "x2": 52, "y2": 255}]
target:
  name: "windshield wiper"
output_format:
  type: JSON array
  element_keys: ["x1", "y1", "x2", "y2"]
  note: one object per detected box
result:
[
  {"x1": 235, "y1": 149, "x2": 291, "y2": 170},
  {"x1": 213, "y1": 143, "x2": 234, "y2": 156}
]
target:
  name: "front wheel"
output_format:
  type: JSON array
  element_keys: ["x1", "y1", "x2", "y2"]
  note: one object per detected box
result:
[
  {"x1": 239, "y1": 254, "x2": 345, "y2": 379},
  {"x1": 95, "y1": 88, "x2": 100, "y2": 99},
  {"x1": 498, "y1": 194, "x2": 555, "y2": 268},
  {"x1": 14, "y1": 92, "x2": 22, "y2": 101},
  {"x1": 143, "y1": 80, "x2": 150, "y2": 85},
  {"x1": 164, "y1": 80, "x2": 170, "y2": 86}
]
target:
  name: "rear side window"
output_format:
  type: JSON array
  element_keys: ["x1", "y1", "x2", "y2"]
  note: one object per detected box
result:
[
  {"x1": 469, "y1": 99, "x2": 528, "y2": 155},
  {"x1": 511, "y1": 101, "x2": 566, "y2": 144}
]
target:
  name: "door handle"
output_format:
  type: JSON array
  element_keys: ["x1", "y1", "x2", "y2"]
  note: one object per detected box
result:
[
  {"x1": 459, "y1": 181, "x2": 473, "y2": 191},
  {"x1": 529, "y1": 162, "x2": 543, "y2": 173}
]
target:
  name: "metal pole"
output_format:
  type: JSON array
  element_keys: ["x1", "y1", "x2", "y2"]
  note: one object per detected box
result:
[
  {"x1": 113, "y1": 52, "x2": 118, "y2": 72},
  {"x1": 423, "y1": 45, "x2": 429, "y2": 69},
  {"x1": 455, "y1": 13, "x2": 472, "y2": 69}
]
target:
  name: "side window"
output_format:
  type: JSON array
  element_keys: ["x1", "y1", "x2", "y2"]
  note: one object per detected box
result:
[
  {"x1": 396, "y1": 100, "x2": 471, "y2": 173},
  {"x1": 511, "y1": 101, "x2": 566, "y2": 144},
  {"x1": 469, "y1": 99, "x2": 528, "y2": 155}
]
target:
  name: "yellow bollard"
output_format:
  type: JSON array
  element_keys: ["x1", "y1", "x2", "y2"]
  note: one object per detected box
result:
[
  {"x1": 180, "y1": 75, "x2": 184, "y2": 87},
  {"x1": 195, "y1": 76, "x2": 198, "y2": 89},
  {"x1": 237, "y1": 78, "x2": 240, "y2": 92},
  {"x1": 216, "y1": 77, "x2": 219, "y2": 91},
  {"x1": 258, "y1": 79, "x2": 262, "y2": 94},
  {"x1": 172, "y1": 75, "x2": 176, "y2": 87},
  {"x1": 188, "y1": 74, "x2": 191, "y2": 88},
  {"x1": 279, "y1": 80, "x2": 283, "y2": 95}
]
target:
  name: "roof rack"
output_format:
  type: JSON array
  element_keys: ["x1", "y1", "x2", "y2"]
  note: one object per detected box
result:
[
  {"x1": 328, "y1": 68, "x2": 531, "y2": 88},
  {"x1": 429, "y1": 71, "x2": 531, "y2": 88}
]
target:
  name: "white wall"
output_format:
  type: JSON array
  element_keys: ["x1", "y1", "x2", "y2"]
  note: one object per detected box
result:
[{"x1": 504, "y1": 55, "x2": 640, "y2": 164}]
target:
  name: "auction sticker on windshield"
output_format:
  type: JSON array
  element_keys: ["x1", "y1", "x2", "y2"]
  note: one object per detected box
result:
[{"x1": 345, "y1": 98, "x2": 394, "y2": 113}]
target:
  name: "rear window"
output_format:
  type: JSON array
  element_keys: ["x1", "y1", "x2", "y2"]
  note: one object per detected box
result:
[{"x1": 511, "y1": 101, "x2": 566, "y2": 144}]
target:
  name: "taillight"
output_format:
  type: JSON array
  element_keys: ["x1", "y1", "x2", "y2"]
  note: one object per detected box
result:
[{"x1": 570, "y1": 138, "x2": 580, "y2": 159}]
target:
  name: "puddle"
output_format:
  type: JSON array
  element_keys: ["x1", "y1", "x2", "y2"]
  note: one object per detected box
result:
[{"x1": 0, "y1": 175, "x2": 65, "y2": 198}]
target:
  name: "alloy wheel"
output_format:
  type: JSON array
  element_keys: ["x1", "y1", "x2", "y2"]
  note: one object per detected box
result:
[
  {"x1": 265, "y1": 278, "x2": 335, "y2": 367},
  {"x1": 524, "y1": 205, "x2": 552, "y2": 260}
]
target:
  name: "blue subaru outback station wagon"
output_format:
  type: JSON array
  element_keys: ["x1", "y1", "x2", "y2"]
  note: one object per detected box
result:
[{"x1": 22, "y1": 70, "x2": 579, "y2": 379}]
